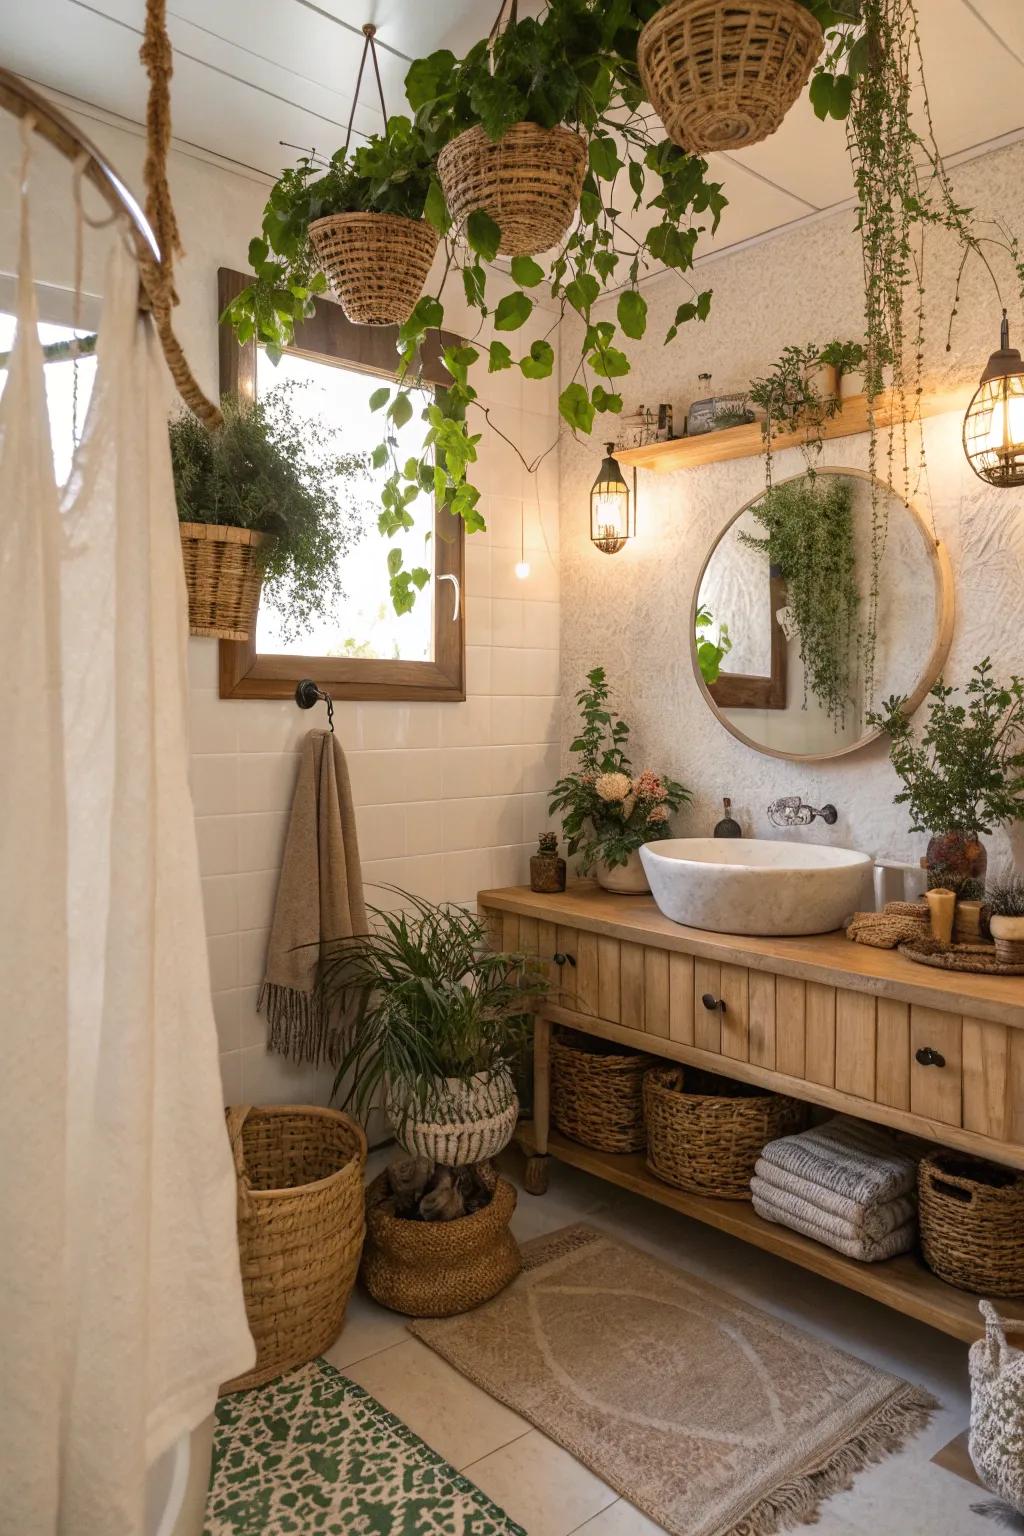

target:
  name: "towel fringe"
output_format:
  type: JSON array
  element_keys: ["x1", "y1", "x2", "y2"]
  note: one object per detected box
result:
[{"x1": 258, "y1": 982, "x2": 343, "y2": 1068}]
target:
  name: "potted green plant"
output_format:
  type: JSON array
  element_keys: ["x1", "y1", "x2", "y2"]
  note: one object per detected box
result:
[
  {"x1": 549, "y1": 667, "x2": 690, "y2": 893},
  {"x1": 868, "y1": 661, "x2": 1024, "y2": 898},
  {"x1": 986, "y1": 875, "x2": 1024, "y2": 965},
  {"x1": 170, "y1": 385, "x2": 365, "y2": 642},
  {"x1": 320, "y1": 892, "x2": 548, "y2": 1165},
  {"x1": 222, "y1": 115, "x2": 439, "y2": 343},
  {"x1": 694, "y1": 601, "x2": 732, "y2": 686}
]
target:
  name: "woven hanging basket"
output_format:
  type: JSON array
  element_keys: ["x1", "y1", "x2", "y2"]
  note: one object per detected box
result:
[
  {"x1": 179, "y1": 522, "x2": 271, "y2": 642},
  {"x1": 307, "y1": 211, "x2": 438, "y2": 326},
  {"x1": 361, "y1": 1164, "x2": 521, "y2": 1316},
  {"x1": 637, "y1": 0, "x2": 824, "y2": 154},
  {"x1": 551, "y1": 1029, "x2": 657, "y2": 1153},
  {"x1": 644, "y1": 1065, "x2": 808, "y2": 1199},
  {"x1": 388, "y1": 1069, "x2": 520, "y2": 1167},
  {"x1": 221, "y1": 1104, "x2": 367, "y2": 1393},
  {"x1": 437, "y1": 122, "x2": 587, "y2": 258},
  {"x1": 919, "y1": 1151, "x2": 1024, "y2": 1296}
]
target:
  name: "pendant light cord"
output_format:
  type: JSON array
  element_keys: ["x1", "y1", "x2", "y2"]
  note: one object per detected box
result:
[{"x1": 344, "y1": 24, "x2": 388, "y2": 153}]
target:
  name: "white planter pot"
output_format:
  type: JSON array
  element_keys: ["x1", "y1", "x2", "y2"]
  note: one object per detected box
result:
[
  {"x1": 595, "y1": 849, "x2": 650, "y2": 894},
  {"x1": 389, "y1": 1068, "x2": 519, "y2": 1166},
  {"x1": 990, "y1": 914, "x2": 1024, "y2": 964}
]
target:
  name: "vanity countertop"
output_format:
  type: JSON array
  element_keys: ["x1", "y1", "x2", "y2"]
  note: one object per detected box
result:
[{"x1": 479, "y1": 883, "x2": 1024, "y2": 1029}]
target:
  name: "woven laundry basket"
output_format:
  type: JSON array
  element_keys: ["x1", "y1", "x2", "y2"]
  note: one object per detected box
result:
[
  {"x1": 362, "y1": 1164, "x2": 521, "y2": 1316},
  {"x1": 551, "y1": 1028, "x2": 657, "y2": 1153},
  {"x1": 437, "y1": 122, "x2": 587, "y2": 257},
  {"x1": 919, "y1": 1151, "x2": 1024, "y2": 1296},
  {"x1": 637, "y1": 0, "x2": 823, "y2": 153},
  {"x1": 221, "y1": 1104, "x2": 367, "y2": 1393},
  {"x1": 644, "y1": 1065, "x2": 808, "y2": 1199},
  {"x1": 389, "y1": 1069, "x2": 519, "y2": 1166},
  {"x1": 307, "y1": 211, "x2": 438, "y2": 326},
  {"x1": 178, "y1": 522, "x2": 270, "y2": 641}
]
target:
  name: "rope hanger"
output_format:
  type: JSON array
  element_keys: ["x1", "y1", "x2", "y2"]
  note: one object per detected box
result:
[{"x1": 344, "y1": 24, "x2": 388, "y2": 153}]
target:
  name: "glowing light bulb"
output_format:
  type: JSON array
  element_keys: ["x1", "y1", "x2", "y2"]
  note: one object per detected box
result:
[
  {"x1": 514, "y1": 559, "x2": 531, "y2": 580},
  {"x1": 592, "y1": 491, "x2": 626, "y2": 538}
]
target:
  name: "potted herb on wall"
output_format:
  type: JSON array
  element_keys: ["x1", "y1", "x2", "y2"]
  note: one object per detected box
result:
[
  {"x1": 550, "y1": 668, "x2": 690, "y2": 893},
  {"x1": 869, "y1": 660, "x2": 1024, "y2": 897}
]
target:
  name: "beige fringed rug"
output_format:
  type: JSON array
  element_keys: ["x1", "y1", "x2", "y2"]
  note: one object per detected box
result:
[{"x1": 410, "y1": 1226, "x2": 936, "y2": 1536}]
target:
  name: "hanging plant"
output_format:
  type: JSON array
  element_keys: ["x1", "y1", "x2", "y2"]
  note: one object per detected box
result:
[{"x1": 739, "y1": 475, "x2": 860, "y2": 727}]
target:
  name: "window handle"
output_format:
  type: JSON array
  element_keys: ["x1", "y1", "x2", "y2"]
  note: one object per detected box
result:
[{"x1": 438, "y1": 572, "x2": 460, "y2": 622}]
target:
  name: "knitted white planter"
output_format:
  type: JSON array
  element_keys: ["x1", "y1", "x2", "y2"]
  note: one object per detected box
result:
[
  {"x1": 969, "y1": 1300, "x2": 1024, "y2": 1512},
  {"x1": 389, "y1": 1069, "x2": 519, "y2": 1167}
]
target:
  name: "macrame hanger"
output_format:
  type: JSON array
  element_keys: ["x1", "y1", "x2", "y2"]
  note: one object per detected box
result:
[{"x1": 344, "y1": 24, "x2": 388, "y2": 154}]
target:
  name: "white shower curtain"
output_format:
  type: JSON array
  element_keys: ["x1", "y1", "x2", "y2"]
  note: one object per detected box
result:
[{"x1": 0, "y1": 149, "x2": 254, "y2": 1535}]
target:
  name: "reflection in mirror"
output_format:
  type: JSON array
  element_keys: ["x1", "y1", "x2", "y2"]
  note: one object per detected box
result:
[{"x1": 692, "y1": 469, "x2": 953, "y2": 760}]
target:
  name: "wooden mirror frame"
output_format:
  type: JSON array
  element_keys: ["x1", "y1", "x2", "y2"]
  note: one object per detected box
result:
[
  {"x1": 217, "y1": 267, "x2": 466, "y2": 703},
  {"x1": 689, "y1": 466, "x2": 956, "y2": 764}
]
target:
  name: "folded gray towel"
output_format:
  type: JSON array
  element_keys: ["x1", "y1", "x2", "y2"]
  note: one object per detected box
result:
[
  {"x1": 759, "y1": 1115, "x2": 917, "y2": 1206},
  {"x1": 751, "y1": 1173, "x2": 916, "y2": 1246},
  {"x1": 752, "y1": 1185, "x2": 917, "y2": 1262},
  {"x1": 753, "y1": 1158, "x2": 917, "y2": 1240}
]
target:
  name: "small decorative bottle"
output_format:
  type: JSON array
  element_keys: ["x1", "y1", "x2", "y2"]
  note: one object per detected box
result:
[
  {"x1": 530, "y1": 832, "x2": 566, "y2": 894},
  {"x1": 713, "y1": 798, "x2": 742, "y2": 838}
]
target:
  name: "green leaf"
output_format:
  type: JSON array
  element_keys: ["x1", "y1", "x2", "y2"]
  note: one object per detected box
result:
[
  {"x1": 248, "y1": 236, "x2": 268, "y2": 269},
  {"x1": 371, "y1": 443, "x2": 388, "y2": 469},
  {"x1": 565, "y1": 274, "x2": 600, "y2": 315},
  {"x1": 592, "y1": 386, "x2": 622, "y2": 413},
  {"x1": 387, "y1": 547, "x2": 404, "y2": 575},
  {"x1": 488, "y1": 341, "x2": 513, "y2": 372},
  {"x1": 510, "y1": 254, "x2": 544, "y2": 288},
  {"x1": 520, "y1": 339, "x2": 554, "y2": 380},
  {"x1": 559, "y1": 382, "x2": 595, "y2": 434},
  {"x1": 588, "y1": 135, "x2": 621, "y2": 181},
  {"x1": 493, "y1": 291, "x2": 532, "y2": 331},
  {"x1": 369, "y1": 386, "x2": 391, "y2": 412},
  {"x1": 628, "y1": 161, "x2": 644, "y2": 203},
  {"x1": 617, "y1": 290, "x2": 647, "y2": 340},
  {"x1": 389, "y1": 393, "x2": 413, "y2": 428},
  {"x1": 809, "y1": 71, "x2": 835, "y2": 121},
  {"x1": 466, "y1": 208, "x2": 501, "y2": 262},
  {"x1": 424, "y1": 178, "x2": 451, "y2": 234},
  {"x1": 588, "y1": 345, "x2": 630, "y2": 379},
  {"x1": 463, "y1": 263, "x2": 486, "y2": 310}
]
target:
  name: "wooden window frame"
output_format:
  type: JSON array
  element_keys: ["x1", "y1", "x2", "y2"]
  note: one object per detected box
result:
[
  {"x1": 216, "y1": 267, "x2": 465, "y2": 703},
  {"x1": 708, "y1": 570, "x2": 788, "y2": 711}
]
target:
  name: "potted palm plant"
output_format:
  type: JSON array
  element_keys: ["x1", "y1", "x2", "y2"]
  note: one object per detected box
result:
[{"x1": 320, "y1": 892, "x2": 548, "y2": 1165}]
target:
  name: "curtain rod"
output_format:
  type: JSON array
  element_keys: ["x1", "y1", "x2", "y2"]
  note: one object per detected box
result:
[{"x1": 0, "y1": 67, "x2": 160, "y2": 265}]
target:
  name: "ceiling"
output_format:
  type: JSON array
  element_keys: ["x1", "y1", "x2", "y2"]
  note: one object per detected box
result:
[{"x1": 2, "y1": 0, "x2": 1024, "y2": 268}]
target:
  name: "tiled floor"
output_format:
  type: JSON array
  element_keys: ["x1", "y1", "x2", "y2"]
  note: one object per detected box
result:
[{"x1": 324, "y1": 1150, "x2": 1023, "y2": 1536}]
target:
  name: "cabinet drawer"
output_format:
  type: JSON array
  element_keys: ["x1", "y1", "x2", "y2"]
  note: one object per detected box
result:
[{"x1": 909, "y1": 1008, "x2": 963, "y2": 1126}]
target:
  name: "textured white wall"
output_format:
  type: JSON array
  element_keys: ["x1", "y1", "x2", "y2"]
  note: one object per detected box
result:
[
  {"x1": 1, "y1": 100, "x2": 560, "y2": 1110},
  {"x1": 559, "y1": 138, "x2": 1024, "y2": 877}
]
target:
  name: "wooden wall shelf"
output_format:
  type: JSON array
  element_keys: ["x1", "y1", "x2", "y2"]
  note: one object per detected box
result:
[{"x1": 613, "y1": 388, "x2": 971, "y2": 473}]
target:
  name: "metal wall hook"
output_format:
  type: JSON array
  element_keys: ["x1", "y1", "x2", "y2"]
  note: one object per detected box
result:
[{"x1": 295, "y1": 678, "x2": 335, "y2": 732}]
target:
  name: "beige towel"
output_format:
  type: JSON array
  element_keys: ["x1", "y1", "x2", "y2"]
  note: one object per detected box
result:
[
  {"x1": 752, "y1": 1185, "x2": 917, "y2": 1262},
  {"x1": 259, "y1": 729, "x2": 368, "y2": 1064},
  {"x1": 753, "y1": 1157, "x2": 917, "y2": 1240}
]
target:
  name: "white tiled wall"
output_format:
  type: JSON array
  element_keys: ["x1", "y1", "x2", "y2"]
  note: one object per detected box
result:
[{"x1": 0, "y1": 99, "x2": 561, "y2": 1111}]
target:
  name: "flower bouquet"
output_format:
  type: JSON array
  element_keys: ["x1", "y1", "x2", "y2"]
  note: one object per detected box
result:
[{"x1": 549, "y1": 668, "x2": 689, "y2": 893}]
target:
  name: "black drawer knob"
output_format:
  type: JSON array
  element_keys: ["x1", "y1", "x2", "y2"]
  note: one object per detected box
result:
[
  {"x1": 553, "y1": 952, "x2": 576, "y2": 968},
  {"x1": 701, "y1": 993, "x2": 726, "y2": 1013},
  {"x1": 915, "y1": 1046, "x2": 946, "y2": 1068}
]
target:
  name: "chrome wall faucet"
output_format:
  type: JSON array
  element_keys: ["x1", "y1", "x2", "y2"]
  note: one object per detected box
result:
[{"x1": 767, "y1": 795, "x2": 838, "y2": 828}]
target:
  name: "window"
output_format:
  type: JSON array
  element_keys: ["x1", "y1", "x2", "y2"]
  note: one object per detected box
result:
[
  {"x1": 0, "y1": 313, "x2": 97, "y2": 485},
  {"x1": 217, "y1": 268, "x2": 465, "y2": 703}
]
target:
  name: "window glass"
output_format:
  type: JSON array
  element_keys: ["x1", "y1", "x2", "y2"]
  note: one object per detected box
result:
[
  {"x1": 0, "y1": 314, "x2": 97, "y2": 486},
  {"x1": 254, "y1": 348, "x2": 435, "y2": 663}
]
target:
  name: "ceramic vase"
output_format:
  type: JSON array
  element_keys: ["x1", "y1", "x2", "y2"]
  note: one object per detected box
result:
[
  {"x1": 926, "y1": 830, "x2": 987, "y2": 900},
  {"x1": 595, "y1": 850, "x2": 650, "y2": 895},
  {"x1": 990, "y1": 915, "x2": 1024, "y2": 966}
]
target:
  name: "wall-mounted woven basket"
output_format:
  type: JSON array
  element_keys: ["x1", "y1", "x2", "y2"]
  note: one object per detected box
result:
[
  {"x1": 179, "y1": 522, "x2": 270, "y2": 641},
  {"x1": 551, "y1": 1029, "x2": 657, "y2": 1153},
  {"x1": 361, "y1": 1164, "x2": 521, "y2": 1316},
  {"x1": 644, "y1": 1065, "x2": 808, "y2": 1199},
  {"x1": 919, "y1": 1150, "x2": 1024, "y2": 1296},
  {"x1": 221, "y1": 1103, "x2": 367, "y2": 1393},
  {"x1": 307, "y1": 211, "x2": 438, "y2": 326},
  {"x1": 437, "y1": 122, "x2": 587, "y2": 257},
  {"x1": 637, "y1": 0, "x2": 823, "y2": 154}
]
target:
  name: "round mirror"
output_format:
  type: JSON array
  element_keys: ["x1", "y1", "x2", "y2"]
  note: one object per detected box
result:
[{"x1": 691, "y1": 468, "x2": 954, "y2": 761}]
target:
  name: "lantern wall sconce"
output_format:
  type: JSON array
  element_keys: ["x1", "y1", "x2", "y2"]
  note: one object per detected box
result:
[
  {"x1": 963, "y1": 309, "x2": 1024, "y2": 488},
  {"x1": 590, "y1": 443, "x2": 637, "y2": 554}
]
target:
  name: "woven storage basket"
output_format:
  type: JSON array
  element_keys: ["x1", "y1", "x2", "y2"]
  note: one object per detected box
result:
[
  {"x1": 362, "y1": 1165, "x2": 521, "y2": 1316},
  {"x1": 389, "y1": 1069, "x2": 519, "y2": 1166},
  {"x1": 637, "y1": 0, "x2": 823, "y2": 154},
  {"x1": 179, "y1": 522, "x2": 270, "y2": 641},
  {"x1": 551, "y1": 1029, "x2": 657, "y2": 1153},
  {"x1": 919, "y1": 1150, "x2": 1024, "y2": 1296},
  {"x1": 221, "y1": 1104, "x2": 367, "y2": 1393},
  {"x1": 644, "y1": 1065, "x2": 808, "y2": 1199},
  {"x1": 307, "y1": 211, "x2": 438, "y2": 326},
  {"x1": 437, "y1": 122, "x2": 587, "y2": 257}
]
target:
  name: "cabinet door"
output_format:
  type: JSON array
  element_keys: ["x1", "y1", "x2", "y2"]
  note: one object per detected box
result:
[
  {"x1": 910, "y1": 1007, "x2": 962, "y2": 1126},
  {"x1": 694, "y1": 959, "x2": 723, "y2": 1053}
]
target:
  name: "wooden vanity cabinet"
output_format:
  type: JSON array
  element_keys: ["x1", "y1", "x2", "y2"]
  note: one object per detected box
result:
[{"x1": 482, "y1": 884, "x2": 1024, "y2": 1342}]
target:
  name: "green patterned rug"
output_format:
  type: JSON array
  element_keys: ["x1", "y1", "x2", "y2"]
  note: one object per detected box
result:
[{"x1": 206, "y1": 1357, "x2": 526, "y2": 1536}]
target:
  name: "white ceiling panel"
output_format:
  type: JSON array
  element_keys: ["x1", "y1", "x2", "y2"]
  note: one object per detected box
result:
[{"x1": 720, "y1": 94, "x2": 853, "y2": 213}]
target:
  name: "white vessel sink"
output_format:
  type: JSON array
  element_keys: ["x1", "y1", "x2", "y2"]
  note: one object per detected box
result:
[{"x1": 640, "y1": 838, "x2": 873, "y2": 937}]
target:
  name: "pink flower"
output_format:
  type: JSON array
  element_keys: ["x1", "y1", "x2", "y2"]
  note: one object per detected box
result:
[
  {"x1": 647, "y1": 805, "x2": 670, "y2": 825},
  {"x1": 633, "y1": 770, "x2": 665, "y2": 801}
]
